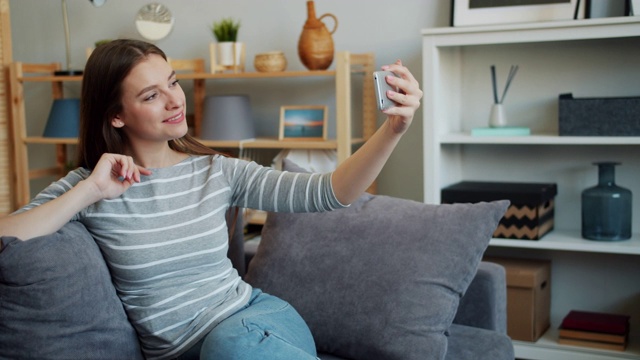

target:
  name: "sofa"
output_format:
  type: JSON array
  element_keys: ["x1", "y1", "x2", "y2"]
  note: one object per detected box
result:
[{"x1": 0, "y1": 189, "x2": 513, "y2": 360}]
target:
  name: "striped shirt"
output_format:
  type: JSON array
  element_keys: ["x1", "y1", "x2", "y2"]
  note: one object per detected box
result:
[{"x1": 18, "y1": 155, "x2": 345, "y2": 359}]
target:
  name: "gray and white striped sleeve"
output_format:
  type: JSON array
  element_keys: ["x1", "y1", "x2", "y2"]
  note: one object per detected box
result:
[
  {"x1": 13, "y1": 168, "x2": 89, "y2": 220},
  {"x1": 221, "y1": 157, "x2": 347, "y2": 213}
]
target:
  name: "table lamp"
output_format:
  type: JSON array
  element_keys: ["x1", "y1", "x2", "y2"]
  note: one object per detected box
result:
[
  {"x1": 42, "y1": 98, "x2": 81, "y2": 138},
  {"x1": 201, "y1": 95, "x2": 255, "y2": 141}
]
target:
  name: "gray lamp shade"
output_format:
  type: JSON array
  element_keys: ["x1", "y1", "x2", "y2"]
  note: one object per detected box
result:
[
  {"x1": 201, "y1": 95, "x2": 255, "y2": 140},
  {"x1": 43, "y1": 98, "x2": 81, "y2": 138}
]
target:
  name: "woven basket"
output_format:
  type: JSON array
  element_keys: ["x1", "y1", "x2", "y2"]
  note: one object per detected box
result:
[{"x1": 254, "y1": 51, "x2": 287, "y2": 72}]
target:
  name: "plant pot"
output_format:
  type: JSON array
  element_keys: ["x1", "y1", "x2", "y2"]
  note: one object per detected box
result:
[{"x1": 217, "y1": 42, "x2": 243, "y2": 66}]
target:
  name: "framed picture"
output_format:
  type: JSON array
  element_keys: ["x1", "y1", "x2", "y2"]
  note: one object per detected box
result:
[
  {"x1": 585, "y1": 0, "x2": 630, "y2": 18},
  {"x1": 451, "y1": 0, "x2": 585, "y2": 27},
  {"x1": 279, "y1": 105, "x2": 328, "y2": 141}
]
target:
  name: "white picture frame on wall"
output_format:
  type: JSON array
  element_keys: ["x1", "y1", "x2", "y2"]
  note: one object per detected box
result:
[{"x1": 451, "y1": 0, "x2": 586, "y2": 27}]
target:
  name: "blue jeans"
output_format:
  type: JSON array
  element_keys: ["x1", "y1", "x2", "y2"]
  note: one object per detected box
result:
[{"x1": 177, "y1": 289, "x2": 319, "y2": 360}]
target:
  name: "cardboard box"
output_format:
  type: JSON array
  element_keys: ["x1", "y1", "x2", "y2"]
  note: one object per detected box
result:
[
  {"x1": 485, "y1": 257, "x2": 551, "y2": 342},
  {"x1": 441, "y1": 181, "x2": 557, "y2": 240},
  {"x1": 559, "y1": 93, "x2": 640, "y2": 136}
]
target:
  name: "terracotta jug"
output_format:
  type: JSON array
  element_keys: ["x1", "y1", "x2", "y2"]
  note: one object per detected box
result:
[{"x1": 297, "y1": 1, "x2": 338, "y2": 71}]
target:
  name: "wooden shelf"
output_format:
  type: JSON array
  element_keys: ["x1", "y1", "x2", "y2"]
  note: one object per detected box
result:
[
  {"x1": 198, "y1": 137, "x2": 366, "y2": 149},
  {"x1": 17, "y1": 71, "x2": 337, "y2": 83},
  {"x1": 19, "y1": 75, "x2": 82, "y2": 82},
  {"x1": 245, "y1": 209, "x2": 268, "y2": 226},
  {"x1": 177, "y1": 70, "x2": 336, "y2": 80},
  {"x1": 25, "y1": 136, "x2": 78, "y2": 145}
]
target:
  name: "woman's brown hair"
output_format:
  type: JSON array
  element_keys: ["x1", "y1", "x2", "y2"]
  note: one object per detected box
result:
[
  {"x1": 77, "y1": 39, "x2": 219, "y2": 169},
  {"x1": 77, "y1": 39, "x2": 238, "y2": 237}
]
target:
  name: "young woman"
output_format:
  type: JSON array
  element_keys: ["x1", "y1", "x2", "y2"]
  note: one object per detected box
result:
[{"x1": 0, "y1": 39, "x2": 422, "y2": 359}]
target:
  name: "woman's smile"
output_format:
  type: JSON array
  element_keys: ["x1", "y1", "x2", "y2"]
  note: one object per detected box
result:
[{"x1": 163, "y1": 112, "x2": 184, "y2": 124}]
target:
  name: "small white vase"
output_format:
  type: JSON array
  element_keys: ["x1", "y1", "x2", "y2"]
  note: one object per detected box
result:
[
  {"x1": 489, "y1": 103, "x2": 507, "y2": 128},
  {"x1": 217, "y1": 42, "x2": 243, "y2": 66}
]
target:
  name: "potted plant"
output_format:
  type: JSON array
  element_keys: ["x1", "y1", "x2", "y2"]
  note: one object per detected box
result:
[
  {"x1": 212, "y1": 18, "x2": 240, "y2": 43},
  {"x1": 94, "y1": 39, "x2": 112, "y2": 48},
  {"x1": 210, "y1": 18, "x2": 243, "y2": 68}
]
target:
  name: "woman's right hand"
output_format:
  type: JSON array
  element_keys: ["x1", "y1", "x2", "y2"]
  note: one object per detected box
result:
[
  {"x1": 86, "y1": 153, "x2": 152, "y2": 200},
  {"x1": 0, "y1": 154, "x2": 151, "y2": 241}
]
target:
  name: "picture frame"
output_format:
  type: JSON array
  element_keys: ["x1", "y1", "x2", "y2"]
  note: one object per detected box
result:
[
  {"x1": 451, "y1": 0, "x2": 585, "y2": 27},
  {"x1": 585, "y1": 0, "x2": 630, "y2": 18},
  {"x1": 279, "y1": 105, "x2": 328, "y2": 141}
]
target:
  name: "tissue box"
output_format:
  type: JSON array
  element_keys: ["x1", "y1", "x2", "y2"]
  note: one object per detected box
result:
[
  {"x1": 558, "y1": 93, "x2": 640, "y2": 136},
  {"x1": 441, "y1": 181, "x2": 557, "y2": 240}
]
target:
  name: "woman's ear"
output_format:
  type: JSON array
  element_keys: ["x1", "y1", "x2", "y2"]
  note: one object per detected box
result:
[{"x1": 111, "y1": 116, "x2": 124, "y2": 128}]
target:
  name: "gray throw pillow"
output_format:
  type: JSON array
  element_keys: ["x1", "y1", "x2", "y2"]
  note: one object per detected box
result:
[
  {"x1": 245, "y1": 166, "x2": 508, "y2": 360},
  {"x1": 0, "y1": 221, "x2": 143, "y2": 360}
]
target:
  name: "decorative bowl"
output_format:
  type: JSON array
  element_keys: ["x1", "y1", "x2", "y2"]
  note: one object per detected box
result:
[{"x1": 254, "y1": 51, "x2": 287, "y2": 72}]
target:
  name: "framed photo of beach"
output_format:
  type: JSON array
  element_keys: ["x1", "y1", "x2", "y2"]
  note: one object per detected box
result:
[{"x1": 279, "y1": 105, "x2": 328, "y2": 141}]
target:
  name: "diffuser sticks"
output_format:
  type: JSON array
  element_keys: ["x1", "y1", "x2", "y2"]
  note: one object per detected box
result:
[{"x1": 491, "y1": 65, "x2": 519, "y2": 104}]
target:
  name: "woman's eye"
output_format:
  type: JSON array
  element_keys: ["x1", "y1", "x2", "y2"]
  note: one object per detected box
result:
[
  {"x1": 144, "y1": 93, "x2": 158, "y2": 101},
  {"x1": 170, "y1": 79, "x2": 180, "y2": 87}
]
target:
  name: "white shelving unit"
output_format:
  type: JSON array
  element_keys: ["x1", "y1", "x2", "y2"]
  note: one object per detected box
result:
[{"x1": 422, "y1": 17, "x2": 640, "y2": 360}]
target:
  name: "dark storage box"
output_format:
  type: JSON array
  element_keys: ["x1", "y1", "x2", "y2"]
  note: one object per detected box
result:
[
  {"x1": 484, "y1": 257, "x2": 551, "y2": 342},
  {"x1": 441, "y1": 181, "x2": 557, "y2": 240},
  {"x1": 558, "y1": 93, "x2": 640, "y2": 136}
]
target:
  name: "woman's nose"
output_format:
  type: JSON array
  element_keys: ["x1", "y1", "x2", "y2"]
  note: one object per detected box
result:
[{"x1": 165, "y1": 90, "x2": 183, "y2": 109}]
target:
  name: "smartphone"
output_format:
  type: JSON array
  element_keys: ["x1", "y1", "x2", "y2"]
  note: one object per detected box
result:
[{"x1": 373, "y1": 71, "x2": 399, "y2": 111}]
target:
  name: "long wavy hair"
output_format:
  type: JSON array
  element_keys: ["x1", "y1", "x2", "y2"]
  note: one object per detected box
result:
[
  {"x1": 77, "y1": 40, "x2": 239, "y2": 236},
  {"x1": 77, "y1": 39, "x2": 220, "y2": 169}
]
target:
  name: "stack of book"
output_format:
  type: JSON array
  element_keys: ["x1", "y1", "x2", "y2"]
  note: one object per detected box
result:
[{"x1": 558, "y1": 310, "x2": 630, "y2": 351}]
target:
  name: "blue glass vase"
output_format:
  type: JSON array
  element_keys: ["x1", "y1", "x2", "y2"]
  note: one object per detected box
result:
[{"x1": 581, "y1": 162, "x2": 632, "y2": 241}]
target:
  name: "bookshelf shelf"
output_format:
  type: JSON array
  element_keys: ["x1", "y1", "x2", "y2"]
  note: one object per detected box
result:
[
  {"x1": 490, "y1": 231, "x2": 640, "y2": 255},
  {"x1": 440, "y1": 133, "x2": 640, "y2": 145},
  {"x1": 514, "y1": 328, "x2": 640, "y2": 360}
]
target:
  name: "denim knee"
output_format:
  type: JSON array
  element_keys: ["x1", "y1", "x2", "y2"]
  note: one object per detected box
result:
[{"x1": 199, "y1": 289, "x2": 318, "y2": 360}]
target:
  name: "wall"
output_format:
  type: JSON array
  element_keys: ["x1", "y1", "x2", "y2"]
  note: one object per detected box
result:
[{"x1": 9, "y1": 0, "x2": 449, "y2": 201}]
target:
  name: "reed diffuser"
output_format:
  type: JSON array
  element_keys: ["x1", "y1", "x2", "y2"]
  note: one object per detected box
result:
[
  {"x1": 471, "y1": 64, "x2": 528, "y2": 136},
  {"x1": 489, "y1": 64, "x2": 518, "y2": 127}
]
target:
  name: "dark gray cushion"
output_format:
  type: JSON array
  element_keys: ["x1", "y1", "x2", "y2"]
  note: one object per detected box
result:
[
  {"x1": 0, "y1": 221, "x2": 143, "y2": 360},
  {"x1": 245, "y1": 185, "x2": 508, "y2": 360}
]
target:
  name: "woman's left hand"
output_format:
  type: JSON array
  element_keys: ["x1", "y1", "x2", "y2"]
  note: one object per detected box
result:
[{"x1": 380, "y1": 60, "x2": 423, "y2": 134}]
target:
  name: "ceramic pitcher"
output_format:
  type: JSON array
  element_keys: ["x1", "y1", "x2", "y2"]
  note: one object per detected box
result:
[{"x1": 297, "y1": 1, "x2": 338, "y2": 71}]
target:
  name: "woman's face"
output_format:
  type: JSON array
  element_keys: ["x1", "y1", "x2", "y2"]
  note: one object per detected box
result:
[{"x1": 113, "y1": 54, "x2": 188, "y2": 145}]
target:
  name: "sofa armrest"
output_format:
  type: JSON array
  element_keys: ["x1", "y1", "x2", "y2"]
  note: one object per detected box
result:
[{"x1": 453, "y1": 261, "x2": 507, "y2": 334}]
